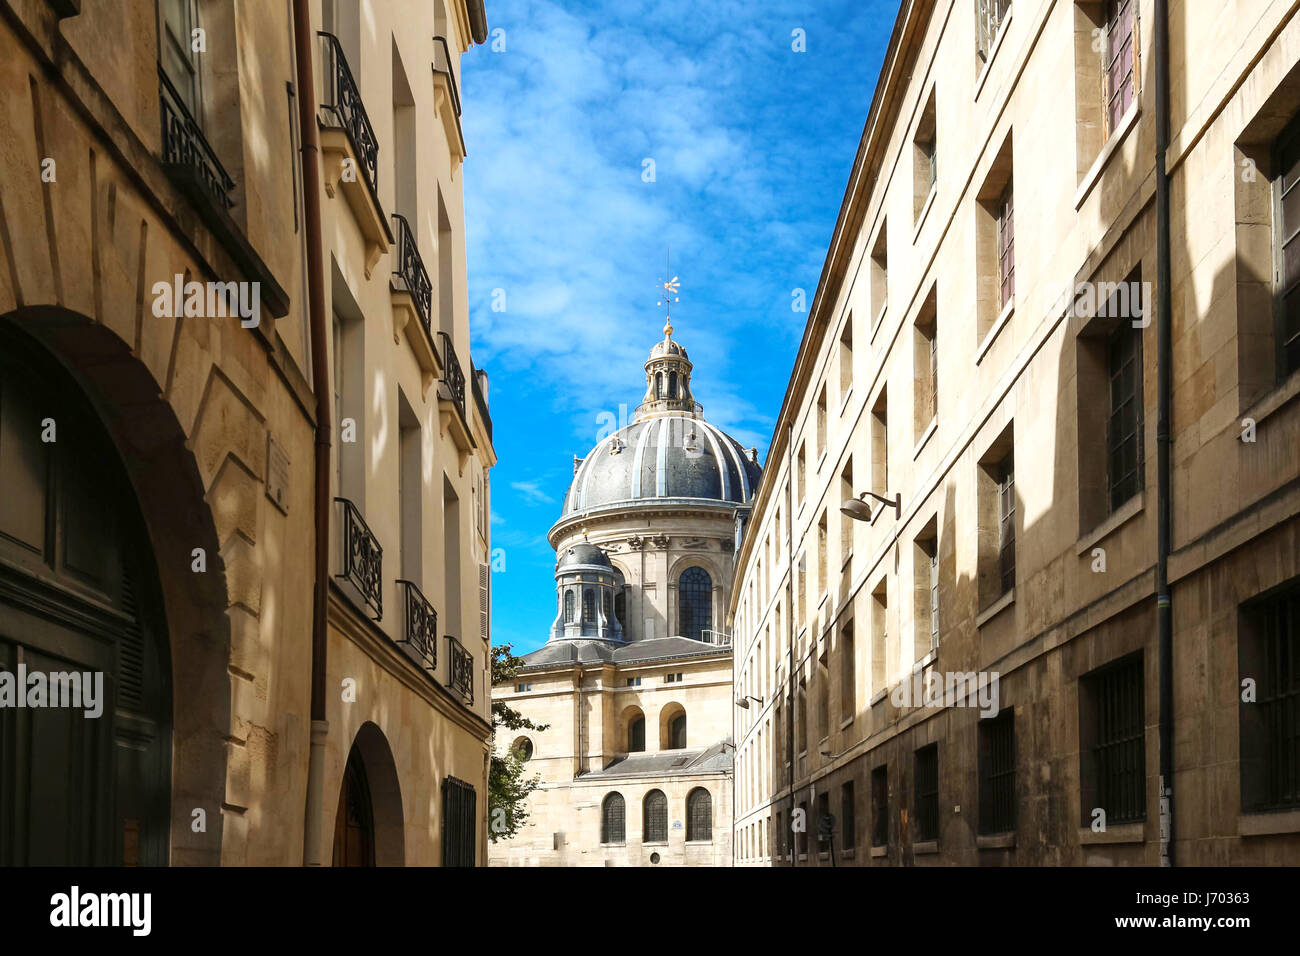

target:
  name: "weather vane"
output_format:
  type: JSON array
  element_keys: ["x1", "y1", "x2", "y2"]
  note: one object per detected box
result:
[{"x1": 656, "y1": 248, "x2": 680, "y2": 335}]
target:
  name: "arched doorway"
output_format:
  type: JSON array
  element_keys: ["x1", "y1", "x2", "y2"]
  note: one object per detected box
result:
[
  {"x1": 0, "y1": 323, "x2": 172, "y2": 864},
  {"x1": 331, "y1": 721, "x2": 405, "y2": 866}
]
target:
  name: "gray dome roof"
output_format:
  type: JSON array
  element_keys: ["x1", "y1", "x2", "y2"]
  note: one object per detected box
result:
[
  {"x1": 557, "y1": 542, "x2": 612, "y2": 568},
  {"x1": 563, "y1": 414, "x2": 760, "y2": 516},
  {"x1": 649, "y1": 338, "x2": 688, "y2": 358}
]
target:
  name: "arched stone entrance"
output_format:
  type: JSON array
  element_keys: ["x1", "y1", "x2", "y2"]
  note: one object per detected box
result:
[
  {"x1": 332, "y1": 721, "x2": 405, "y2": 866},
  {"x1": 0, "y1": 311, "x2": 232, "y2": 864}
]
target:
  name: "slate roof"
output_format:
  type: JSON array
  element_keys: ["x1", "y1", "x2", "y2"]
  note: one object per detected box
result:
[
  {"x1": 578, "y1": 740, "x2": 733, "y2": 780},
  {"x1": 518, "y1": 636, "x2": 731, "y2": 670}
]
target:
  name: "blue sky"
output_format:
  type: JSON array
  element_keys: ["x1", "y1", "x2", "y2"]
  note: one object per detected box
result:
[{"x1": 462, "y1": 0, "x2": 897, "y2": 654}]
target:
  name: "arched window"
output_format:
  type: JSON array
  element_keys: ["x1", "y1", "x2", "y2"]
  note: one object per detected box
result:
[
  {"x1": 643, "y1": 790, "x2": 668, "y2": 843},
  {"x1": 615, "y1": 587, "x2": 627, "y2": 632},
  {"x1": 601, "y1": 792, "x2": 625, "y2": 844},
  {"x1": 628, "y1": 715, "x2": 645, "y2": 752},
  {"x1": 668, "y1": 370, "x2": 678, "y2": 398},
  {"x1": 686, "y1": 787, "x2": 712, "y2": 842},
  {"x1": 602, "y1": 588, "x2": 612, "y2": 621},
  {"x1": 678, "y1": 566, "x2": 713, "y2": 641},
  {"x1": 582, "y1": 588, "x2": 595, "y2": 624},
  {"x1": 669, "y1": 713, "x2": 687, "y2": 750},
  {"x1": 655, "y1": 372, "x2": 663, "y2": 398},
  {"x1": 563, "y1": 589, "x2": 575, "y2": 623}
]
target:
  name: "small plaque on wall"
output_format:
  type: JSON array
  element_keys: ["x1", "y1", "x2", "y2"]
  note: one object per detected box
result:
[{"x1": 266, "y1": 433, "x2": 290, "y2": 515}]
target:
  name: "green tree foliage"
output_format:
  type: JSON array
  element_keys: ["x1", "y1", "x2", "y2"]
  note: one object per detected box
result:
[{"x1": 488, "y1": 643, "x2": 548, "y2": 842}]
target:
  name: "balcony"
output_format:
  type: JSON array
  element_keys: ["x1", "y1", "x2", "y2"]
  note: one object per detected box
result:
[
  {"x1": 395, "y1": 579, "x2": 438, "y2": 674},
  {"x1": 447, "y1": 635, "x2": 474, "y2": 705},
  {"x1": 390, "y1": 214, "x2": 441, "y2": 396},
  {"x1": 158, "y1": 66, "x2": 235, "y2": 213},
  {"x1": 334, "y1": 497, "x2": 383, "y2": 620},
  {"x1": 432, "y1": 35, "x2": 466, "y2": 167},
  {"x1": 701, "y1": 629, "x2": 733, "y2": 647},
  {"x1": 437, "y1": 331, "x2": 475, "y2": 458},
  {"x1": 471, "y1": 366, "x2": 493, "y2": 444},
  {"x1": 318, "y1": 31, "x2": 391, "y2": 275}
]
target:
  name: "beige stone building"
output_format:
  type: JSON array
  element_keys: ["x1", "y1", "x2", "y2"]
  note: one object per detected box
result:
[
  {"x1": 730, "y1": 0, "x2": 1300, "y2": 866},
  {"x1": 489, "y1": 326, "x2": 752, "y2": 866},
  {"x1": 0, "y1": 0, "x2": 494, "y2": 865}
]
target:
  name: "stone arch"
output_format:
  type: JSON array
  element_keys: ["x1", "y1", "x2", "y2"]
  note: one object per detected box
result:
[
  {"x1": 667, "y1": 552, "x2": 729, "y2": 641},
  {"x1": 0, "y1": 309, "x2": 232, "y2": 864},
  {"x1": 333, "y1": 720, "x2": 405, "y2": 866},
  {"x1": 619, "y1": 704, "x2": 645, "y2": 752}
]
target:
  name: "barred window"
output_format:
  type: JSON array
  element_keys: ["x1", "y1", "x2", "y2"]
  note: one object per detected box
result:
[
  {"x1": 1240, "y1": 588, "x2": 1300, "y2": 811},
  {"x1": 686, "y1": 788, "x2": 712, "y2": 842},
  {"x1": 914, "y1": 744, "x2": 939, "y2": 843},
  {"x1": 1080, "y1": 654, "x2": 1146, "y2": 825},
  {"x1": 643, "y1": 790, "x2": 668, "y2": 843},
  {"x1": 978, "y1": 709, "x2": 1016, "y2": 834},
  {"x1": 601, "y1": 792, "x2": 625, "y2": 844},
  {"x1": 441, "y1": 777, "x2": 476, "y2": 867},
  {"x1": 1106, "y1": 323, "x2": 1143, "y2": 512}
]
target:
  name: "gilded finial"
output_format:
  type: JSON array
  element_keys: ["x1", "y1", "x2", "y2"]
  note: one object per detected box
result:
[{"x1": 656, "y1": 247, "x2": 680, "y2": 336}]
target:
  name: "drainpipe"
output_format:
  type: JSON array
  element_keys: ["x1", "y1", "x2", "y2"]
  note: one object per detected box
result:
[
  {"x1": 293, "y1": 0, "x2": 333, "y2": 866},
  {"x1": 1154, "y1": 0, "x2": 1175, "y2": 868}
]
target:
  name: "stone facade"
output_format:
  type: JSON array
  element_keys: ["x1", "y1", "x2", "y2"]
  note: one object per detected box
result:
[
  {"x1": 730, "y1": 0, "x2": 1300, "y2": 867},
  {"x1": 0, "y1": 0, "x2": 493, "y2": 865}
]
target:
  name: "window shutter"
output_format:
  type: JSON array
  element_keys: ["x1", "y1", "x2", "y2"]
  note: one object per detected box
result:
[{"x1": 478, "y1": 562, "x2": 489, "y2": 640}]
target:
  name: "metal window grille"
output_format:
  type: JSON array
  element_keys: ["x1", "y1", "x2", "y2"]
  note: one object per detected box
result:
[
  {"x1": 441, "y1": 776, "x2": 476, "y2": 867},
  {"x1": 978, "y1": 709, "x2": 1017, "y2": 834},
  {"x1": 601, "y1": 793, "x2": 625, "y2": 844},
  {"x1": 914, "y1": 744, "x2": 939, "y2": 842},
  {"x1": 643, "y1": 791, "x2": 668, "y2": 842},
  {"x1": 1089, "y1": 656, "x2": 1146, "y2": 824},
  {"x1": 1106, "y1": 323, "x2": 1143, "y2": 511}
]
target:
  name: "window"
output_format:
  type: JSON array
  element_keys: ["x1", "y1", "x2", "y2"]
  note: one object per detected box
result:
[
  {"x1": 1079, "y1": 653, "x2": 1146, "y2": 825},
  {"x1": 871, "y1": 389, "x2": 888, "y2": 496},
  {"x1": 914, "y1": 518, "x2": 939, "y2": 657},
  {"x1": 998, "y1": 182, "x2": 1015, "y2": 309},
  {"x1": 797, "y1": 442, "x2": 807, "y2": 505},
  {"x1": 678, "y1": 566, "x2": 713, "y2": 642},
  {"x1": 976, "y1": 132, "x2": 1014, "y2": 339},
  {"x1": 157, "y1": 0, "x2": 202, "y2": 116},
  {"x1": 871, "y1": 579, "x2": 888, "y2": 694},
  {"x1": 871, "y1": 765, "x2": 888, "y2": 847},
  {"x1": 870, "y1": 222, "x2": 889, "y2": 324},
  {"x1": 1239, "y1": 586, "x2": 1300, "y2": 811},
  {"x1": 978, "y1": 423, "x2": 1016, "y2": 611},
  {"x1": 841, "y1": 781, "x2": 857, "y2": 851},
  {"x1": 976, "y1": 0, "x2": 1011, "y2": 65},
  {"x1": 582, "y1": 588, "x2": 595, "y2": 624},
  {"x1": 913, "y1": 90, "x2": 938, "y2": 219},
  {"x1": 643, "y1": 790, "x2": 668, "y2": 843},
  {"x1": 840, "y1": 619, "x2": 856, "y2": 722},
  {"x1": 601, "y1": 792, "x2": 626, "y2": 844},
  {"x1": 441, "y1": 777, "x2": 477, "y2": 866},
  {"x1": 626, "y1": 676, "x2": 641, "y2": 687},
  {"x1": 667, "y1": 712, "x2": 687, "y2": 750},
  {"x1": 511, "y1": 737, "x2": 534, "y2": 762},
  {"x1": 914, "y1": 287, "x2": 938, "y2": 431},
  {"x1": 998, "y1": 456, "x2": 1016, "y2": 594},
  {"x1": 839, "y1": 317, "x2": 854, "y2": 398},
  {"x1": 514, "y1": 683, "x2": 532, "y2": 692},
  {"x1": 1104, "y1": 0, "x2": 1136, "y2": 136},
  {"x1": 978, "y1": 709, "x2": 1016, "y2": 834},
  {"x1": 665, "y1": 672, "x2": 684, "y2": 684},
  {"x1": 563, "y1": 589, "x2": 575, "y2": 623},
  {"x1": 797, "y1": 800, "x2": 809, "y2": 857},
  {"x1": 839, "y1": 459, "x2": 854, "y2": 566},
  {"x1": 816, "y1": 385, "x2": 828, "y2": 456},
  {"x1": 914, "y1": 744, "x2": 939, "y2": 843},
  {"x1": 628, "y1": 715, "x2": 645, "y2": 753},
  {"x1": 602, "y1": 589, "x2": 612, "y2": 622},
  {"x1": 816, "y1": 645, "x2": 830, "y2": 741},
  {"x1": 775, "y1": 809, "x2": 786, "y2": 859},
  {"x1": 686, "y1": 788, "x2": 712, "y2": 842},
  {"x1": 1106, "y1": 322, "x2": 1144, "y2": 511},
  {"x1": 815, "y1": 791, "x2": 830, "y2": 853},
  {"x1": 1273, "y1": 115, "x2": 1300, "y2": 380}
]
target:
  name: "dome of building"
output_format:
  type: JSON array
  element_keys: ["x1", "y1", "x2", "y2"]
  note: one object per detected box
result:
[
  {"x1": 561, "y1": 324, "x2": 761, "y2": 517},
  {"x1": 557, "y1": 541, "x2": 612, "y2": 568}
]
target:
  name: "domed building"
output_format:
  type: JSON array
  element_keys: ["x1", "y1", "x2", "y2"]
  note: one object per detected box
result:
[{"x1": 490, "y1": 322, "x2": 760, "y2": 866}]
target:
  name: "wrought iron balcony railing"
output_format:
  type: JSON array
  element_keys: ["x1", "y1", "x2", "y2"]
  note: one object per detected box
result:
[
  {"x1": 432, "y1": 35, "x2": 466, "y2": 155},
  {"x1": 335, "y1": 497, "x2": 383, "y2": 619},
  {"x1": 158, "y1": 66, "x2": 235, "y2": 211},
  {"x1": 447, "y1": 635, "x2": 474, "y2": 704},
  {"x1": 437, "y1": 331, "x2": 466, "y2": 422},
  {"x1": 395, "y1": 579, "x2": 437, "y2": 673},
  {"x1": 391, "y1": 214, "x2": 432, "y2": 334},
  {"x1": 318, "y1": 31, "x2": 379, "y2": 198}
]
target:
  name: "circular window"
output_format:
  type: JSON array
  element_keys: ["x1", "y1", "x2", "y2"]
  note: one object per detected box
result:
[
  {"x1": 650, "y1": 852, "x2": 661, "y2": 865},
  {"x1": 511, "y1": 737, "x2": 534, "y2": 761}
]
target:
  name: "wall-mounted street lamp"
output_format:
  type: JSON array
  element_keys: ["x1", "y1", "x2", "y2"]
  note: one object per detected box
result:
[
  {"x1": 735, "y1": 695, "x2": 764, "y2": 709},
  {"x1": 840, "y1": 490, "x2": 901, "y2": 523}
]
